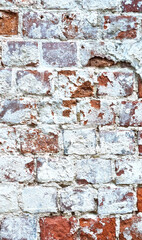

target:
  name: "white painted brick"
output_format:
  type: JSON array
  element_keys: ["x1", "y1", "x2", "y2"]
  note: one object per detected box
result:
[
  {"x1": 63, "y1": 129, "x2": 96, "y2": 155},
  {"x1": 0, "y1": 184, "x2": 19, "y2": 213},
  {"x1": 60, "y1": 186, "x2": 97, "y2": 212},
  {"x1": 37, "y1": 157, "x2": 75, "y2": 183},
  {"x1": 76, "y1": 158, "x2": 112, "y2": 184},
  {"x1": 21, "y1": 186, "x2": 57, "y2": 213}
]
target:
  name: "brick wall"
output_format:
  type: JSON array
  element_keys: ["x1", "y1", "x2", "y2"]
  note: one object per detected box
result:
[{"x1": 0, "y1": 0, "x2": 142, "y2": 239}]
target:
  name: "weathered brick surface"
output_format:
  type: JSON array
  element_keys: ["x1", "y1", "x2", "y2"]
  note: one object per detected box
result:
[
  {"x1": 16, "y1": 70, "x2": 54, "y2": 95},
  {"x1": 120, "y1": 101, "x2": 142, "y2": 126},
  {"x1": 77, "y1": 99, "x2": 116, "y2": 126},
  {"x1": 100, "y1": 130, "x2": 135, "y2": 155},
  {"x1": 18, "y1": 127, "x2": 59, "y2": 154},
  {"x1": 122, "y1": 0, "x2": 142, "y2": 12},
  {"x1": 103, "y1": 16, "x2": 137, "y2": 39},
  {"x1": 97, "y1": 71, "x2": 134, "y2": 97},
  {"x1": 42, "y1": 42, "x2": 77, "y2": 67},
  {"x1": 63, "y1": 129, "x2": 96, "y2": 155},
  {"x1": 2, "y1": 41, "x2": 39, "y2": 67},
  {"x1": 59, "y1": 186, "x2": 97, "y2": 212},
  {"x1": 0, "y1": 0, "x2": 142, "y2": 238},
  {"x1": 55, "y1": 69, "x2": 96, "y2": 98},
  {"x1": 116, "y1": 157, "x2": 142, "y2": 184},
  {"x1": 98, "y1": 186, "x2": 136, "y2": 214},
  {"x1": 120, "y1": 215, "x2": 142, "y2": 239},
  {"x1": 76, "y1": 158, "x2": 112, "y2": 184},
  {"x1": 1, "y1": 215, "x2": 37, "y2": 240},
  {"x1": 80, "y1": 217, "x2": 116, "y2": 239}
]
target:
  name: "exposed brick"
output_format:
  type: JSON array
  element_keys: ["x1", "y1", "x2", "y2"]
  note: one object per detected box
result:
[
  {"x1": 37, "y1": 157, "x2": 75, "y2": 183},
  {"x1": 77, "y1": 99, "x2": 116, "y2": 126},
  {"x1": 16, "y1": 70, "x2": 54, "y2": 95},
  {"x1": 79, "y1": 217, "x2": 116, "y2": 240},
  {"x1": 0, "y1": 183, "x2": 18, "y2": 213},
  {"x1": 76, "y1": 158, "x2": 112, "y2": 184},
  {"x1": 2, "y1": 41, "x2": 39, "y2": 67},
  {"x1": 21, "y1": 186, "x2": 57, "y2": 213},
  {"x1": 100, "y1": 130, "x2": 135, "y2": 155},
  {"x1": 23, "y1": 11, "x2": 61, "y2": 39},
  {"x1": 0, "y1": 99, "x2": 37, "y2": 125},
  {"x1": 120, "y1": 101, "x2": 142, "y2": 126},
  {"x1": 120, "y1": 215, "x2": 142, "y2": 239},
  {"x1": 80, "y1": 42, "x2": 115, "y2": 67},
  {"x1": 0, "y1": 11, "x2": 18, "y2": 35},
  {"x1": 98, "y1": 186, "x2": 136, "y2": 214},
  {"x1": 40, "y1": 216, "x2": 77, "y2": 240},
  {"x1": 97, "y1": 71, "x2": 134, "y2": 97},
  {"x1": 18, "y1": 128, "x2": 59, "y2": 154},
  {"x1": 0, "y1": 155, "x2": 34, "y2": 182},
  {"x1": 62, "y1": 13, "x2": 97, "y2": 39},
  {"x1": 0, "y1": 215, "x2": 37, "y2": 240},
  {"x1": 63, "y1": 129, "x2": 96, "y2": 155},
  {"x1": 83, "y1": 0, "x2": 121, "y2": 10},
  {"x1": 41, "y1": 0, "x2": 79, "y2": 9},
  {"x1": 103, "y1": 16, "x2": 137, "y2": 39},
  {"x1": 137, "y1": 187, "x2": 142, "y2": 211},
  {"x1": 59, "y1": 186, "x2": 97, "y2": 212},
  {"x1": 138, "y1": 131, "x2": 142, "y2": 155},
  {"x1": 42, "y1": 42, "x2": 77, "y2": 67},
  {"x1": 122, "y1": 0, "x2": 142, "y2": 12},
  {"x1": 55, "y1": 69, "x2": 96, "y2": 98},
  {"x1": 38, "y1": 99, "x2": 77, "y2": 124},
  {"x1": 115, "y1": 157, "x2": 142, "y2": 184}
]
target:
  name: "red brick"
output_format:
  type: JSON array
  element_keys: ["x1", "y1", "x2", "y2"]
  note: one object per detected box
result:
[
  {"x1": 79, "y1": 217, "x2": 116, "y2": 240},
  {"x1": 18, "y1": 128, "x2": 59, "y2": 154},
  {"x1": 103, "y1": 16, "x2": 137, "y2": 39},
  {"x1": 122, "y1": 0, "x2": 142, "y2": 12},
  {"x1": 0, "y1": 11, "x2": 18, "y2": 35},
  {"x1": 137, "y1": 187, "x2": 142, "y2": 211},
  {"x1": 23, "y1": 11, "x2": 60, "y2": 39},
  {"x1": 39, "y1": 216, "x2": 77, "y2": 240},
  {"x1": 138, "y1": 77, "x2": 142, "y2": 98},
  {"x1": 42, "y1": 42, "x2": 77, "y2": 67},
  {"x1": 120, "y1": 215, "x2": 142, "y2": 239},
  {"x1": 97, "y1": 72, "x2": 134, "y2": 97}
]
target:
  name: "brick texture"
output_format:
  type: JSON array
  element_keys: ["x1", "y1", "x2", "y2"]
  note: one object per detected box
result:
[{"x1": 0, "y1": 0, "x2": 142, "y2": 239}]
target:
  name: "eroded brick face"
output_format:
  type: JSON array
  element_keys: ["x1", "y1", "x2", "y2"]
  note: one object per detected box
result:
[
  {"x1": 80, "y1": 217, "x2": 116, "y2": 240},
  {"x1": 0, "y1": 11, "x2": 18, "y2": 35},
  {"x1": 122, "y1": 0, "x2": 142, "y2": 12},
  {"x1": 120, "y1": 216, "x2": 142, "y2": 239}
]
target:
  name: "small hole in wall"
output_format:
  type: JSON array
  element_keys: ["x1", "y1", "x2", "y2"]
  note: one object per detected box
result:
[{"x1": 40, "y1": 15, "x2": 44, "y2": 19}]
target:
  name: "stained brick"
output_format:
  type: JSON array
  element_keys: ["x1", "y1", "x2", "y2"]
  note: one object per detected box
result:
[
  {"x1": 42, "y1": 42, "x2": 77, "y2": 67},
  {"x1": 97, "y1": 71, "x2": 134, "y2": 97},
  {"x1": 103, "y1": 16, "x2": 137, "y2": 39},
  {"x1": 79, "y1": 217, "x2": 116, "y2": 240},
  {"x1": 120, "y1": 215, "x2": 142, "y2": 239}
]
